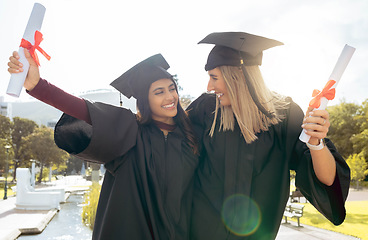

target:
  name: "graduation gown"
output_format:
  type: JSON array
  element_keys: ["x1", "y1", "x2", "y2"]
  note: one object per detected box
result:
[
  {"x1": 187, "y1": 93, "x2": 350, "y2": 240},
  {"x1": 54, "y1": 101, "x2": 199, "y2": 240}
]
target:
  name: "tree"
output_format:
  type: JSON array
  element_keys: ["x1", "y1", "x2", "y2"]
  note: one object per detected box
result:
[
  {"x1": 351, "y1": 129, "x2": 368, "y2": 162},
  {"x1": 21, "y1": 127, "x2": 69, "y2": 183},
  {"x1": 346, "y1": 152, "x2": 368, "y2": 189},
  {"x1": 66, "y1": 155, "x2": 84, "y2": 175},
  {"x1": 351, "y1": 99, "x2": 368, "y2": 162},
  {"x1": 10, "y1": 117, "x2": 38, "y2": 181},
  {"x1": 0, "y1": 115, "x2": 13, "y2": 171},
  {"x1": 180, "y1": 94, "x2": 194, "y2": 110},
  {"x1": 0, "y1": 115, "x2": 12, "y2": 139},
  {"x1": 327, "y1": 101, "x2": 360, "y2": 158},
  {"x1": 172, "y1": 74, "x2": 183, "y2": 92}
]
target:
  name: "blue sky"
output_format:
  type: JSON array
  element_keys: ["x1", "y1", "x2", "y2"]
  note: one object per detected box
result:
[{"x1": 1, "y1": 0, "x2": 367, "y2": 112}]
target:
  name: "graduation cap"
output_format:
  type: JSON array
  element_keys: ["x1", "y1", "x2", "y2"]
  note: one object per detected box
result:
[
  {"x1": 110, "y1": 54, "x2": 172, "y2": 100},
  {"x1": 199, "y1": 32, "x2": 283, "y2": 70},
  {"x1": 198, "y1": 32, "x2": 284, "y2": 118}
]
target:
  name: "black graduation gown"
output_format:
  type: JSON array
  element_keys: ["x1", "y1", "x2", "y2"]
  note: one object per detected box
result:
[
  {"x1": 54, "y1": 101, "x2": 199, "y2": 240},
  {"x1": 187, "y1": 93, "x2": 350, "y2": 240}
]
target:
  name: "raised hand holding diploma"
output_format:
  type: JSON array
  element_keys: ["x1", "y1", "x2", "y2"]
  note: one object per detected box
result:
[
  {"x1": 299, "y1": 44, "x2": 356, "y2": 143},
  {"x1": 6, "y1": 3, "x2": 50, "y2": 97}
]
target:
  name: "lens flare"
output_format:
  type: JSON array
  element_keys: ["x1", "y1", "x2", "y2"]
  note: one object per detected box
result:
[{"x1": 221, "y1": 194, "x2": 261, "y2": 236}]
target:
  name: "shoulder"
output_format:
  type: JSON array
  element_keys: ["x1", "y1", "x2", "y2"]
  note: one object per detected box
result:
[
  {"x1": 85, "y1": 100, "x2": 137, "y2": 123},
  {"x1": 186, "y1": 93, "x2": 216, "y2": 125},
  {"x1": 286, "y1": 97, "x2": 304, "y2": 123},
  {"x1": 279, "y1": 97, "x2": 305, "y2": 139}
]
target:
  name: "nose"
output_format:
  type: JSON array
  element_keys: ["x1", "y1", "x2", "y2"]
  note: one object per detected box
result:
[
  {"x1": 165, "y1": 91, "x2": 175, "y2": 101},
  {"x1": 207, "y1": 78, "x2": 214, "y2": 92}
]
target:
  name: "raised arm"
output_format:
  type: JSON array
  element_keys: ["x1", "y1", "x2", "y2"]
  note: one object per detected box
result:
[
  {"x1": 8, "y1": 49, "x2": 91, "y2": 124},
  {"x1": 302, "y1": 106, "x2": 336, "y2": 186}
]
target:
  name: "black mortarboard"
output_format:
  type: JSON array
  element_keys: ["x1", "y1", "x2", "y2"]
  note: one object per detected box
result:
[
  {"x1": 199, "y1": 32, "x2": 283, "y2": 70},
  {"x1": 110, "y1": 54, "x2": 172, "y2": 100},
  {"x1": 198, "y1": 32, "x2": 284, "y2": 118}
]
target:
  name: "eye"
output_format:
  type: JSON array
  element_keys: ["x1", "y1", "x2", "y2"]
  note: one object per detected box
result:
[
  {"x1": 154, "y1": 91, "x2": 164, "y2": 95},
  {"x1": 210, "y1": 75, "x2": 218, "y2": 81},
  {"x1": 169, "y1": 87, "x2": 176, "y2": 92}
]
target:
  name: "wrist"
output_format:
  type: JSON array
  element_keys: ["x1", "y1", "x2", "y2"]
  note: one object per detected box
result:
[{"x1": 306, "y1": 138, "x2": 325, "y2": 151}]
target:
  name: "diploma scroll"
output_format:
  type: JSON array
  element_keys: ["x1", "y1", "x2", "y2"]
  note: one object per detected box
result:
[
  {"x1": 299, "y1": 44, "x2": 356, "y2": 143},
  {"x1": 6, "y1": 3, "x2": 46, "y2": 97}
]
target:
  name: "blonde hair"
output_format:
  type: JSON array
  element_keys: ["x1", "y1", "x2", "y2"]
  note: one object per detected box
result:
[{"x1": 209, "y1": 65, "x2": 289, "y2": 143}]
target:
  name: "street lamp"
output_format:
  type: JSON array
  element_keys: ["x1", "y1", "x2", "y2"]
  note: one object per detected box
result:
[{"x1": 3, "y1": 145, "x2": 11, "y2": 200}]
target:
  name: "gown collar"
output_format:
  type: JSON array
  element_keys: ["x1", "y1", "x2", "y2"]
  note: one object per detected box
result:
[{"x1": 153, "y1": 120, "x2": 177, "y2": 131}]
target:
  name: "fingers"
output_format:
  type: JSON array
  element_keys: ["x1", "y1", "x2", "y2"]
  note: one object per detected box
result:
[
  {"x1": 302, "y1": 109, "x2": 330, "y2": 139},
  {"x1": 8, "y1": 51, "x2": 23, "y2": 74}
]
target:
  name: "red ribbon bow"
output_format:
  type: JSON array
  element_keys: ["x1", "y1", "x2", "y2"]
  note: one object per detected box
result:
[
  {"x1": 309, "y1": 80, "x2": 336, "y2": 108},
  {"x1": 19, "y1": 30, "x2": 51, "y2": 66}
]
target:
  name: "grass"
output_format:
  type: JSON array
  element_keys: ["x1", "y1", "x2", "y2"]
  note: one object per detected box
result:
[
  {"x1": 82, "y1": 182, "x2": 101, "y2": 229},
  {"x1": 290, "y1": 201, "x2": 368, "y2": 240},
  {"x1": 0, "y1": 188, "x2": 15, "y2": 198}
]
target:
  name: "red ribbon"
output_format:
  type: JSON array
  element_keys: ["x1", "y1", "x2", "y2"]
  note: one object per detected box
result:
[
  {"x1": 309, "y1": 80, "x2": 336, "y2": 108},
  {"x1": 19, "y1": 30, "x2": 51, "y2": 66}
]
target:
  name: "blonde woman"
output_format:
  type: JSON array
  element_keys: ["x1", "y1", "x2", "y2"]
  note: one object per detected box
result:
[{"x1": 188, "y1": 32, "x2": 350, "y2": 240}]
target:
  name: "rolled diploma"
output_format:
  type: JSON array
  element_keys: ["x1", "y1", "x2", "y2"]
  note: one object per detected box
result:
[
  {"x1": 299, "y1": 44, "x2": 356, "y2": 143},
  {"x1": 6, "y1": 3, "x2": 46, "y2": 97}
]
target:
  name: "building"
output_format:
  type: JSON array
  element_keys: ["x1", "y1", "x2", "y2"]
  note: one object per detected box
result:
[{"x1": 0, "y1": 96, "x2": 12, "y2": 118}]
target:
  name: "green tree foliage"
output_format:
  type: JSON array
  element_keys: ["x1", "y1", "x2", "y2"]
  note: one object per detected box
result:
[
  {"x1": 351, "y1": 99, "x2": 368, "y2": 161},
  {"x1": 0, "y1": 115, "x2": 13, "y2": 171},
  {"x1": 20, "y1": 127, "x2": 69, "y2": 183},
  {"x1": 11, "y1": 117, "x2": 38, "y2": 180},
  {"x1": 0, "y1": 115, "x2": 12, "y2": 139},
  {"x1": 351, "y1": 129, "x2": 368, "y2": 161},
  {"x1": 327, "y1": 101, "x2": 360, "y2": 158},
  {"x1": 346, "y1": 153, "x2": 368, "y2": 188}
]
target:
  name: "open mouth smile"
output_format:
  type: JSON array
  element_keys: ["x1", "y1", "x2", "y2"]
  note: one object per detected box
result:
[{"x1": 162, "y1": 102, "x2": 175, "y2": 109}]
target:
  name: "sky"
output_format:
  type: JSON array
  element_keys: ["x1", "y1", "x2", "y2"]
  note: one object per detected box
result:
[{"x1": 1, "y1": 0, "x2": 367, "y2": 112}]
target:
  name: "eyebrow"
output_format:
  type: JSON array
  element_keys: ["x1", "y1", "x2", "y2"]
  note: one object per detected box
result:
[{"x1": 209, "y1": 73, "x2": 218, "y2": 77}]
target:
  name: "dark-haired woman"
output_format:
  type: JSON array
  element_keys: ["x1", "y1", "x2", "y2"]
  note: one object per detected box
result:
[{"x1": 8, "y1": 50, "x2": 199, "y2": 240}]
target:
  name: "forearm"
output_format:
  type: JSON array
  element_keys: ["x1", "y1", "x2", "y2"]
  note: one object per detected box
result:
[
  {"x1": 27, "y1": 78, "x2": 92, "y2": 124},
  {"x1": 310, "y1": 144, "x2": 336, "y2": 186}
]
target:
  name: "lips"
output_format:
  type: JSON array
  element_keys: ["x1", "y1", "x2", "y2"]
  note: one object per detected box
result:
[{"x1": 216, "y1": 93, "x2": 224, "y2": 98}]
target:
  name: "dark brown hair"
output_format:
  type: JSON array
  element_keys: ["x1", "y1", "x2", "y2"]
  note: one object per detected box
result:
[{"x1": 136, "y1": 79, "x2": 198, "y2": 155}]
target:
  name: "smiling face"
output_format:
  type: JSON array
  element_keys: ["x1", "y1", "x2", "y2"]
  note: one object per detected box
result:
[
  {"x1": 148, "y1": 78, "x2": 178, "y2": 124},
  {"x1": 207, "y1": 67, "x2": 231, "y2": 106}
]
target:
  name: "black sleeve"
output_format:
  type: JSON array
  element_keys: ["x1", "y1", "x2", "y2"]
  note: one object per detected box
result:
[
  {"x1": 54, "y1": 101, "x2": 138, "y2": 165},
  {"x1": 186, "y1": 93, "x2": 216, "y2": 127},
  {"x1": 286, "y1": 100, "x2": 350, "y2": 225}
]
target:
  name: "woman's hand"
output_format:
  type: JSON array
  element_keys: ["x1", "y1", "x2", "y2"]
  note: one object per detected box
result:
[
  {"x1": 302, "y1": 106, "x2": 336, "y2": 186},
  {"x1": 302, "y1": 106, "x2": 330, "y2": 145},
  {"x1": 7, "y1": 48, "x2": 40, "y2": 91}
]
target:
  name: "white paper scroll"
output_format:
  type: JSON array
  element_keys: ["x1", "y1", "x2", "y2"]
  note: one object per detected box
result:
[
  {"x1": 299, "y1": 44, "x2": 356, "y2": 143},
  {"x1": 6, "y1": 3, "x2": 46, "y2": 97}
]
